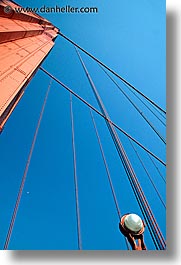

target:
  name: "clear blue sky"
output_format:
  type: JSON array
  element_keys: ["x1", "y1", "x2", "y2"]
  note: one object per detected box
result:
[{"x1": 0, "y1": 0, "x2": 166, "y2": 250}]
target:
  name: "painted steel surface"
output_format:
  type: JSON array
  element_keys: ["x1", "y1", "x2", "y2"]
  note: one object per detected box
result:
[{"x1": 0, "y1": 0, "x2": 58, "y2": 131}]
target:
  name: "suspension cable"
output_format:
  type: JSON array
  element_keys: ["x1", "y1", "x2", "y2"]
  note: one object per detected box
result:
[
  {"x1": 39, "y1": 67, "x2": 166, "y2": 167},
  {"x1": 4, "y1": 79, "x2": 52, "y2": 250},
  {"x1": 100, "y1": 67, "x2": 166, "y2": 144},
  {"x1": 136, "y1": 91, "x2": 166, "y2": 121},
  {"x1": 147, "y1": 154, "x2": 166, "y2": 184},
  {"x1": 129, "y1": 139, "x2": 166, "y2": 208},
  {"x1": 70, "y1": 93, "x2": 82, "y2": 250},
  {"x1": 57, "y1": 31, "x2": 166, "y2": 115},
  {"x1": 90, "y1": 109, "x2": 130, "y2": 250},
  {"x1": 90, "y1": 110, "x2": 121, "y2": 219},
  {"x1": 75, "y1": 48, "x2": 166, "y2": 250},
  {"x1": 118, "y1": 78, "x2": 166, "y2": 126}
]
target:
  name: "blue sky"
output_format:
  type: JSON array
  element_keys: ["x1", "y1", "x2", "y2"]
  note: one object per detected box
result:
[{"x1": 0, "y1": 0, "x2": 166, "y2": 250}]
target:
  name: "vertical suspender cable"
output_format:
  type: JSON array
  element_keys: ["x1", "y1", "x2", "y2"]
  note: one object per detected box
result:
[
  {"x1": 128, "y1": 139, "x2": 166, "y2": 208},
  {"x1": 147, "y1": 154, "x2": 166, "y2": 184},
  {"x1": 39, "y1": 66, "x2": 166, "y2": 167},
  {"x1": 117, "y1": 79, "x2": 166, "y2": 125},
  {"x1": 75, "y1": 48, "x2": 166, "y2": 250},
  {"x1": 90, "y1": 109, "x2": 129, "y2": 250},
  {"x1": 98, "y1": 64, "x2": 166, "y2": 125},
  {"x1": 58, "y1": 31, "x2": 166, "y2": 115},
  {"x1": 90, "y1": 110, "x2": 121, "y2": 219},
  {"x1": 100, "y1": 67, "x2": 166, "y2": 143},
  {"x1": 4, "y1": 79, "x2": 52, "y2": 250},
  {"x1": 70, "y1": 93, "x2": 82, "y2": 250}
]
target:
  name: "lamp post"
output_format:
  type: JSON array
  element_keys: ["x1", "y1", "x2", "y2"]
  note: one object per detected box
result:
[{"x1": 119, "y1": 213, "x2": 146, "y2": 250}]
